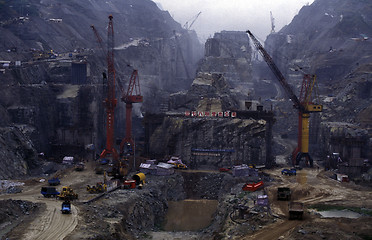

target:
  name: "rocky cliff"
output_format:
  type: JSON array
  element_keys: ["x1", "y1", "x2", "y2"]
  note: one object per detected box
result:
[
  {"x1": 265, "y1": 0, "x2": 372, "y2": 84},
  {"x1": 261, "y1": 0, "x2": 372, "y2": 162},
  {"x1": 0, "y1": 0, "x2": 203, "y2": 178}
]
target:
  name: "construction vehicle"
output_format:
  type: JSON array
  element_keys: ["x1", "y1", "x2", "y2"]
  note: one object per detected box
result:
[
  {"x1": 281, "y1": 168, "x2": 297, "y2": 176},
  {"x1": 288, "y1": 201, "x2": 304, "y2": 220},
  {"x1": 87, "y1": 172, "x2": 108, "y2": 193},
  {"x1": 87, "y1": 183, "x2": 107, "y2": 193},
  {"x1": 107, "y1": 157, "x2": 129, "y2": 179},
  {"x1": 57, "y1": 186, "x2": 78, "y2": 200},
  {"x1": 41, "y1": 187, "x2": 60, "y2": 198},
  {"x1": 48, "y1": 177, "x2": 60, "y2": 186},
  {"x1": 61, "y1": 201, "x2": 71, "y2": 214},
  {"x1": 247, "y1": 31, "x2": 322, "y2": 167},
  {"x1": 277, "y1": 187, "x2": 291, "y2": 200}
]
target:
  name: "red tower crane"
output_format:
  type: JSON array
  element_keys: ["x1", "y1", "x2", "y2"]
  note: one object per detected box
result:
[
  {"x1": 247, "y1": 30, "x2": 322, "y2": 167},
  {"x1": 91, "y1": 15, "x2": 118, "y2": 160},
  {"x1": 119, "y1": 69, "x2": 143, "y2": 155}
]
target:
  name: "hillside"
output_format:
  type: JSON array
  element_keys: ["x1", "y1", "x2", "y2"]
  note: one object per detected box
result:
[
  {"x1": 0, "y1": 0, "x2": 203, "y2": 178},
  {"x1": 265, "y1": 0, "x2": 372, "y2": 84}
]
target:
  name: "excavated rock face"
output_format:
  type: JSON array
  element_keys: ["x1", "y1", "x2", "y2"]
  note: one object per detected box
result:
[
  {"x1": 149, "y1": 117, "x2": 267, "y2": 167},
  {"x1": 199, "y1": 31, "x2": 252, "y2": 88},
  {"x1": 0, "y1": 127, "x2": 39, "y2": 179},
  {"x1": 0, "y1": 0, "x2": 203, "y2": 178},
  {"x1": 169, "y1": 72, "x2": 238, "y2": 112},
  {"x1": 146, "y1": 31, "x2": 273, "y2": 167}
]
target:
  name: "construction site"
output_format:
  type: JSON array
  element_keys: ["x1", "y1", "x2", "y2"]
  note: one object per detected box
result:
[{"x1": 0, "y1": 0, "x2": 372, "y2": 239}]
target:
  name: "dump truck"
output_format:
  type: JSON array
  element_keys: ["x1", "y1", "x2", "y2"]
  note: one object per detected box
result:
[
  {"x1": 57, "y1": 186, "x2": 78, "y2": 200},
  {"x1": 48, "y1": 177, "x2": 60, "y2": 186},
  {"x1": 277, "y1": 187, "x2": 291, "y2": 200},
  {"x1": 41, "y1": 187, "x2": 60, "y2": 198},
  {"x1": 61, "y1": 201, "x2": 71, "y2": 214},
  {"x1": 288, "y1": 201, "x2": 304, "y2": 220}
]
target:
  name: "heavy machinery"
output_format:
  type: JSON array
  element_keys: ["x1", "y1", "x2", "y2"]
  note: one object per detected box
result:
[
  {"x1": 57, "y1": 186, "x2": 78, "y2": 200},
  {"x1": 61, "y1": 201, "x2": 71, "y2": 214},
  {"x1": 87, "y1": 182, "x2": 107, "y2": 193},
  {"x1": 91, "y1": 15, "x2": 119, "y2": 161},
  {"x1": 183, "y1": 11, "x2": 202, "y2": 30},
  {"x1": 118, "y1": 69, "x2": 143, "y2": 156},
  {"x1": 247, "y1": 30, "x2": 322, "y2": 167},
  {"x1": 288, "y1": 201, "x2": 304, "y2": 220},
  {"x1": 41, "y1": 187, "x2": 60, "y2": 198},
  {"x1": 91, "y1": 16, "x2": 132, "y2": 179},
  {"x1": 281, "y1": 168, "x2": 297, "y2": 176},
  {"x1": 87, "y1": 172, "x2": 108, "y2": 193}
]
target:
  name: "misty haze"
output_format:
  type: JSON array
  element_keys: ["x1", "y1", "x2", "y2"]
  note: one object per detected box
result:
[{"x1": 0, "y1": 0, "x2": 371, "y2": 239}]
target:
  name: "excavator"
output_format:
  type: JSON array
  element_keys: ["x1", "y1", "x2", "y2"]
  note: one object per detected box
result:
[{"x1": 247, "y1": 30, "x2": 322, "y2": 167}]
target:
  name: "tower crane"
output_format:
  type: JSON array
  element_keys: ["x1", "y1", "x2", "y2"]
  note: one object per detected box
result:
[
  {"x1": 118, "y1": 69, "x2": 143, "y2": 155},
  {"x1": 183, "y1": 11, "x2": 201, "y2": 30},
  {"x1": 91, "y1": 15, "x2": 118, "y2": 160},
  {"x1": 247, "y1": 30, "x2": 322, "y2": 167}
]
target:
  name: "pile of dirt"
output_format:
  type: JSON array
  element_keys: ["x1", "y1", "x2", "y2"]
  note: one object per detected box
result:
[{"x1": 0, "y1": 199, "x2": 43, "y2": 239}]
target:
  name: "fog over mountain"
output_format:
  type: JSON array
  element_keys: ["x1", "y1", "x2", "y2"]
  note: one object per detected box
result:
[{"x1": 155, "y1": 0, "x2": 314, "y2": 41}]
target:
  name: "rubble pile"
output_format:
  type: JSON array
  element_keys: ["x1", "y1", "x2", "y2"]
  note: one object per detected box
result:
[{"x1": 0, "y1": 199, "x2": 41, "y2": 238}]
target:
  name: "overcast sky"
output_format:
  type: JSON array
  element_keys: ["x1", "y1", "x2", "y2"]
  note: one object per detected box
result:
[{"x1": 155, "y1": 0, "x2": 314, "y2": 42}]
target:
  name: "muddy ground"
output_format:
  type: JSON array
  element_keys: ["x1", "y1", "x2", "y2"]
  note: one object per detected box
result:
[{"x1": 0, "y1": 160, "x2": 371, "y2": 240}]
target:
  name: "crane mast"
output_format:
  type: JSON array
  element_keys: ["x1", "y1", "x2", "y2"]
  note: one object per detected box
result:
[
  {"x1": 120, "y1": 69, "x2": 143, "y2": 155},
  {"x1": 99, "y1": 15, "x2": 118, "y2": 159},
  {"x1": 247, "y1": 30, "x2": 322, "y2": 167}
]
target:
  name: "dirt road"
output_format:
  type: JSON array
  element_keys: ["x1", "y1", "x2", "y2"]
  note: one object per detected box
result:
[
  {"x1": 0, "y1": 177, "x2": 79, "y2": 240},
  {"x1": 22, "y1": 199, "x2": 78, "y2": 240},
  {"x1": 242, "y1": 167, "x2": 372, "y2": 240},
  {"x1": 0, "y1": 162, "x2": 103, "y2": 240}
]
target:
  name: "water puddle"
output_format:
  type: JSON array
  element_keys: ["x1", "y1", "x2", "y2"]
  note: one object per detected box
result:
[
  {"x1": 163, "y1": 199, "x2": 218, "y2": 231},
  {"x1": 318, "y1": 209, "x2": 362, "y2": 219}
]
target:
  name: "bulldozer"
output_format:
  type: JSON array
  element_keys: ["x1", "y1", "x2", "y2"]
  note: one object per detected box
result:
[{"x1": 57, "y1": 186, "x2": 78, "y2": 200}]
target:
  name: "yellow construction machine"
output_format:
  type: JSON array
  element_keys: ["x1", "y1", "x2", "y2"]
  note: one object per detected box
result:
[
  {"x1": 87, "y1": 172, "x2": 108, "y2": 193},
  {"x1": 57, "y1": 186, "x2": 78, "y2": 200}
]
